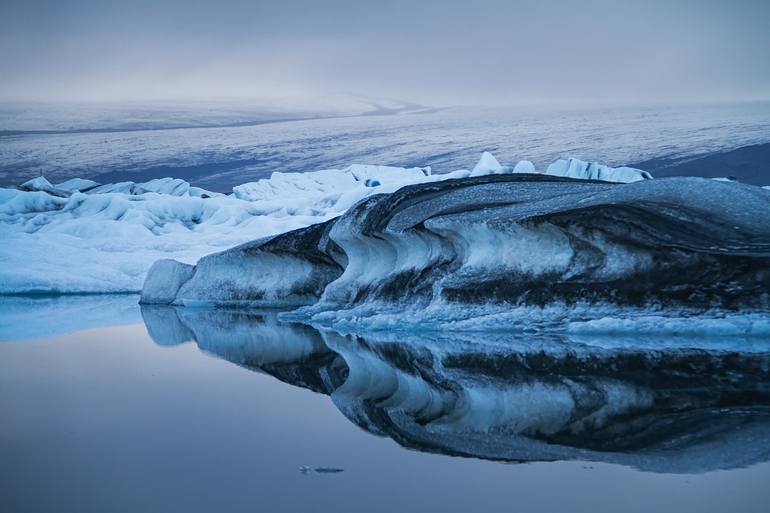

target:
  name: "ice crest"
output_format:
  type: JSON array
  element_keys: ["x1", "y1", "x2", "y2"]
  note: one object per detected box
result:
[
  {"x1": 546, "y1": 158, "x2": 652, "y2": 182},
  {"x1": 470, "y1": 151, "x2": 504, "y2": 176}
]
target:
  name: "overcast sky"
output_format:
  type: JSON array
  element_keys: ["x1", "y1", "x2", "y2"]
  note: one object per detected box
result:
[{"x1": 2, "y1": 0, "x2": 769, "y2": 106}]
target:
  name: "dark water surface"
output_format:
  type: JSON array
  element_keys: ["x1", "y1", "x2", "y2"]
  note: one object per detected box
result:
[{"x1": 1, "y1": 299, "x2": 770, "y2": 513}]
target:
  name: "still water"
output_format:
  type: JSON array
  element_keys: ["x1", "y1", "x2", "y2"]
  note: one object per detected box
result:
[{"x1": 1, "y1": 297, "x2": 769, "y2": 513}]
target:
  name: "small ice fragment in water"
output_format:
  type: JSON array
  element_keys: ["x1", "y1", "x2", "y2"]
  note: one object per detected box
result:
[
  {"x1": 314, "y1": 467, "x2": 344, "y2": 473},
  {"x1": 299, "y1": 465, "x2": 311, "y2": 474}
]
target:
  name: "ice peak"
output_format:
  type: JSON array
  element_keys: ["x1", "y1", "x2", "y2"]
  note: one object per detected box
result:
[
  {"x1": 513, "y1": 160, "x2": 537, "y2": 174},
  {"x1": 21, "y1": 176, "x2": 54, "y2": 191},
  {"x1": 471, "y1": 152, "x2": 503, "y2": 176}
]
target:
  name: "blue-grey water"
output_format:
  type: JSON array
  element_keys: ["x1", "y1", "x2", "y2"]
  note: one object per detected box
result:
[{"x1": 2, "y1": 296, "x2": 770, "y2": 513}]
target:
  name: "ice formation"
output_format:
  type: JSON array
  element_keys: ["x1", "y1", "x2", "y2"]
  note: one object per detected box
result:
[
  {"x1": 468, "y1": 153, "x2": 651, "y2": 183},
  {"x1": 2, "y1": 152, "x2": 652, "y2": 295},
  {"x1": 55, "y1": 178, "x2": 101, "y2": 193},
  {"x1": 545, "y1": 158, "x2": 652, "y2": 182},
  {"x1": 142, "y1": 171, "x2": 770, "y2": 331},
  {"x1": 0, "y1": 160, "x2": 486, "y2": 294}
]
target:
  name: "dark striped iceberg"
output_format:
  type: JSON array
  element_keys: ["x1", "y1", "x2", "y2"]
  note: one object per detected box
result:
[{"x1": 141, "y1": 173, "x2": 770, "y2": 331}]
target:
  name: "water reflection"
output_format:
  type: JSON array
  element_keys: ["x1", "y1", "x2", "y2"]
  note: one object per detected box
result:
[{"x1": 141, "y1": 306, "x2": 770, "y2": 474}]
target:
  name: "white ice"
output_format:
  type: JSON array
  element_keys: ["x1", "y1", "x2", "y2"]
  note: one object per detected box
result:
[
  {"x1": 1, "y1": 160, "x2": 496, "y2": 294},
  {"x1": 467, "y1": 153, "x2": 651, "y2": 183}
]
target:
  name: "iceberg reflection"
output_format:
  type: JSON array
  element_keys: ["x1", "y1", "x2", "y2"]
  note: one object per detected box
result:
[{"x1": 141, "y1": 306, "x2": 770, "y2": 474}]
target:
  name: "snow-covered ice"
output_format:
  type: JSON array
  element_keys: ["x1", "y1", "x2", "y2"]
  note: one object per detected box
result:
[{"x1": 0, "y1": 156, "x2": 498, "y2": 294}]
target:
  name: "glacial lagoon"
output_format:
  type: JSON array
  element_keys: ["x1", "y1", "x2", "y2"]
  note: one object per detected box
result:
[{"x1": 2, "y1": 296, "x2": 769, "y2": 513}]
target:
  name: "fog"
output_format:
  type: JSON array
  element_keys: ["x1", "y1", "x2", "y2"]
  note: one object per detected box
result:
[{"x1": 1, "y1": 0, "x2": 769, "y2": 106}]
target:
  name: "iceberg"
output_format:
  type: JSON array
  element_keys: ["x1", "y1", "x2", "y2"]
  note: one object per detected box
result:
[
  {"x1": 545, "y1": 158, "x2": 652, "y2": 182},
  {"x1": 19, "y1": 176, "x2": 70, "y2": 197},
  {"x1": 468, "y1": 153, "x2": 651, "y2": 182},
  {"x1": 143, "y1": 172, "x2": 770, "y2": 331},
  {"x1": 55, "y1": 178, "x2": 101, "y2": 193},
  {"x1": 470, "y1": 151, "x2": 506, "y2": 176},
  {"x1": 21, "y1": 176, "x2": 55, "y2": 191}
]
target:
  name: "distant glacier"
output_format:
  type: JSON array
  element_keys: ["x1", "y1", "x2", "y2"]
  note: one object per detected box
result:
[{"x1": 2, "y1": 102, "x2": 769, "y2": 189}]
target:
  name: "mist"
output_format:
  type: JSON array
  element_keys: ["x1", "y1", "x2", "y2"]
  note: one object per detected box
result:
[{"x1": 1, "y1": 0, "x2": 769, "y2": 106}]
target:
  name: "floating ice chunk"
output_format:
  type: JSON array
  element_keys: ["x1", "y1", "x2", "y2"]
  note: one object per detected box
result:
[
  {"x1": 21, "y1": 176, "x2": 54, "y2": 191},
  {"x1": 140, "y1": 259, "x2": 196, "y2": 304},
  {"x1": 546, "y1": 158, "x2": 652, "y2": 183},
  {"x1": 86, "y1": 177, "x2": 219, "y2": 197},
  {"x1": 55, "y1": 178, "x2": 101, "y2": 193},
  {"x1": 188, "y1": 186, "x2": 222, "y2": 198},
  {"x1": 19, "y1": 176, "x2": 69, "y2": 196},
  {"x1": 347, "y1": 163, "x2": 431, "y2": 182},
  {"x1": 152, "y1": 174, "x2": 770, "y2": 319},
  {"x1": 139, "y1": 178, "x2": 190, "y2": 196},
  {"x1": 513, "y1": 160, "x2": 537, "y2": 174},
  {"x1": 87, "y1": 181, "x2": 138, "y2": 194},
  {"x1": 471, "y1": 151, "x2": 504, "y2": 176},
  {"x1": 313, "y1": 467, "x2": 344, "y2": 474}
]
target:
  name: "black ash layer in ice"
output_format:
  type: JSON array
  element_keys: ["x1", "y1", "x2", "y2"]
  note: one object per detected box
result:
[{"x1": 141, "y1": 173, "x2": 770, "y2": 329}]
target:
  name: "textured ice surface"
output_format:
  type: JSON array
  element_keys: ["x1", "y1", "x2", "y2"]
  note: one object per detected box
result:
[
  {"x1": 0, "y1": 162, "x2": 481, "y2": 294},
  {"x1": 55, "y1": 178, "x2": 101, "y2": 193},
  {"x1": 545, "y1": 158, "x2": 652, "y2": 182},
  {"x1": 140, "y1": 260, "x2": 195, "y2": 304},
  {"x1": 148, "y1": 172, "x2": 770, "y2": 330},
  {"x1": 21, "y1": 176, "x2": 54, "y2": 191}
]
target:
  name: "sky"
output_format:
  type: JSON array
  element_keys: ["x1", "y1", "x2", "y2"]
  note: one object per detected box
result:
[{"x1": 1, "y1": 0, "x2": 769, "y2": 107}]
